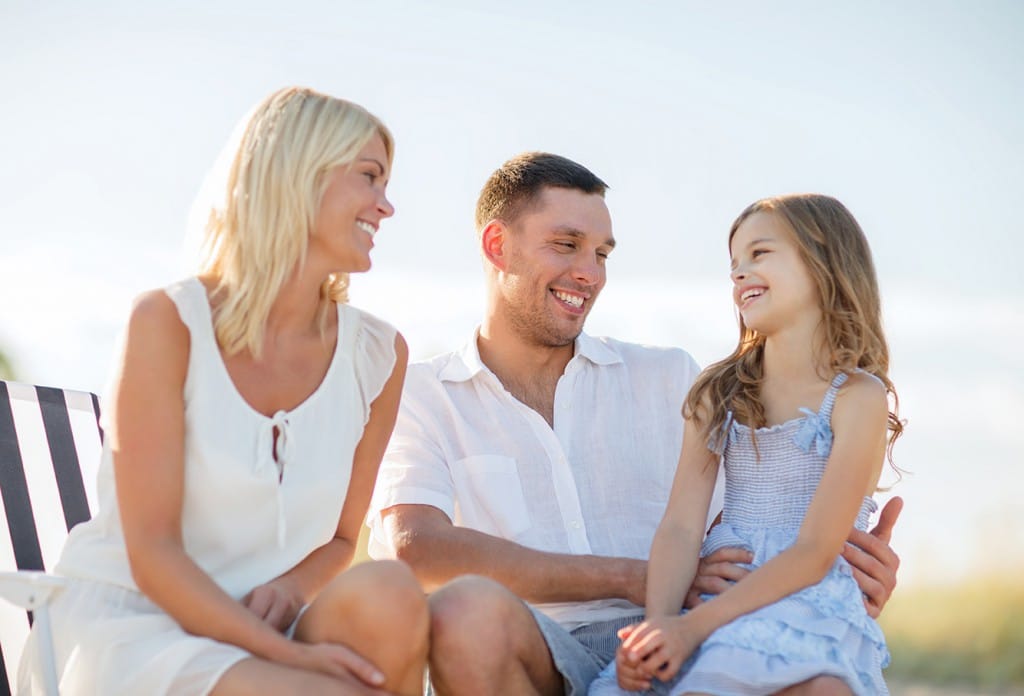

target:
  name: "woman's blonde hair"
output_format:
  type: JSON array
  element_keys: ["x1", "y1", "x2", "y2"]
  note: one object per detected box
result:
[
  {"x1": 197, "y1": 86, "x2": 393, "y2": 358},
  {"x1": 686, "y1": 194, "x2": 903, "y2": 466}
]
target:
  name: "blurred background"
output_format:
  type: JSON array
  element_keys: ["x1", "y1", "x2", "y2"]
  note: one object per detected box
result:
[{"x1": 1, "y1": 2, "x2": 1021, "y2": 692}]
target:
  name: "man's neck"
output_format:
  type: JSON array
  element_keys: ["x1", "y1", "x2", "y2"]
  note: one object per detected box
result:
[{"x1": 477, "y1": 321, "x2": 576, "y2": 426}]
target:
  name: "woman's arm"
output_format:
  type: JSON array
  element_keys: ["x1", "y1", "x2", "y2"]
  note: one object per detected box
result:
[
  {"x1": 245, "y1": 333, "x2": 409, "y2": 626},
  {"x1": 113, "y1": 291, "x2": 307, "y2": 664},
  {"x1": 667, "y1": 375, "x2": 888, "y2": 653},
  {"x1": 113, "y1": 291, "x2": 405, "y2": 679}
]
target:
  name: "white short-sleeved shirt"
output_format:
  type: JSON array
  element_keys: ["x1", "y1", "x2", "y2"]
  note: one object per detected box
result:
[{"x1": 369, "y1": 330, "x2": 718, "y2": 628}]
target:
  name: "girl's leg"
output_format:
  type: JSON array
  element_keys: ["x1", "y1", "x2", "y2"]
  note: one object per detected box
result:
[
  {"x1": 295, "y1": 559, "x2": 430, "y2": 696},
  {"x1": 776, "y1": 676, "x2": 853, "y2": 695}
]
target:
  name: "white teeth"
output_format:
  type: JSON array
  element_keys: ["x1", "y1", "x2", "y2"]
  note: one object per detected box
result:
[
  {"x1": 554, "y1": 291, "x2": 584, "y2": 308},
  {"x1": 741, "y1": 288, "x2": 765, "y2": 302},
  {"x1": 356, "y1": 221, "x2": 376, "y2": 237}
]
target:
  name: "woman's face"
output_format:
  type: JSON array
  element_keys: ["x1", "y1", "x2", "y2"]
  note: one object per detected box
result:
[{"x1": 309, "y1": 133, "x2": 394, "y2": 274}]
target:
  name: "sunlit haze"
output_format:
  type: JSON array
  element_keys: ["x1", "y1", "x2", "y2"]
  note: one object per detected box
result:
[{"x1": 1, "y1": 1, "x2": 1021, "y2": 587}]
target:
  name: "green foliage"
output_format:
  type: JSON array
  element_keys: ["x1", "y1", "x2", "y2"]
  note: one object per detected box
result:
[
  {"x1": 881, "y1": 576, "x2": 1024, "y2": 689},
  {"x1": 0, "y1": 347, "x2": 14, "y2": 380}
]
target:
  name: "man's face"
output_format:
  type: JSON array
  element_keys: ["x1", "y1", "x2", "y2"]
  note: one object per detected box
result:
[{"x1": 496, "y1": 187, "x2": 615, "y2": 347}]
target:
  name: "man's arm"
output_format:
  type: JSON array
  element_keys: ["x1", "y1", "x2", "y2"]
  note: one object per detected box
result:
[
  {"x1": 382, "y1": 504, "x2": 647, "y2": 605},
  {"x1": 683, "y1": 496, "x2": 903, "y2": 615}
]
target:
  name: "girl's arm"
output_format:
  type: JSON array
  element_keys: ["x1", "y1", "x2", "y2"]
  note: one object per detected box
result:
[
  {"x1": 113, "y1": 292, "x2": 404, "y2": 679},
  {"x1": 632, "y1": 374, "x2": 888, "y2": 675},
  {"x1": 616, "y1": 414, "x2": 719, "y2": 690},
  {"x1": 245, "y1": 333, "x2": 408, "y2": 625},
  {"x1": 646, "y1": 415, "x2": 721, "y2": 618}
]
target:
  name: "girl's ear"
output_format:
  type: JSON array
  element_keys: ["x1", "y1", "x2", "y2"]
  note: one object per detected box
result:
[{"x1": 481, "y1": 220, "x2": 508, "y2": 271}]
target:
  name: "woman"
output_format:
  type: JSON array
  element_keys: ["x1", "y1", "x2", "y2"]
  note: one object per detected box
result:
[{"x1": 19, "y1": 87, "x2": 428, "y2": 695}]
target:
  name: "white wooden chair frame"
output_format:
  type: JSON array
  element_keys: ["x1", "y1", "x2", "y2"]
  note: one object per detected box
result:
[{"x1": 0, "y1": 381, "x2": 102, "y2": 696}]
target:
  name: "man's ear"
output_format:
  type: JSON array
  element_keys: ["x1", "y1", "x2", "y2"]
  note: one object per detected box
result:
[{"x1": 481, "y1": 220, "x2": 508, "y2": 271}]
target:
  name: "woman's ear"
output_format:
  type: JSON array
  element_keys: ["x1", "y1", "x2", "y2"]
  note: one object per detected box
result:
[{"x1": 480, "y1": 220, "x2": 508, "y2": 271}]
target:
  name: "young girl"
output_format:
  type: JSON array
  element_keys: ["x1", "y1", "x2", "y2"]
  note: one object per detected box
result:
[
  {"x1": 590, "y1": 194, "x2": 901, "y2": 695},
  {"x1": 18, "y1": 88, "x2": 429, "y2": 695}
]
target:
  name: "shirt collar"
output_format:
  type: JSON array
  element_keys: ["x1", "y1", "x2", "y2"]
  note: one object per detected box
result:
[{"x1": 438, "y1": 328, "x2": 622, "y2": 383}]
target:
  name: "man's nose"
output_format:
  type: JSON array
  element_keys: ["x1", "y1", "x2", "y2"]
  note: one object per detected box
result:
[{"x1": 573, "y1": 256, "x2": 603, "y2": 286}]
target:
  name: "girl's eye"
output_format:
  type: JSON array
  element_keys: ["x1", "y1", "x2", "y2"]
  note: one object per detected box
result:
[
  {"x1": 364, "y1": 172, "x2": 377, "y2": 183},
  {"x1": 752, "y1": 249, "x2": 769, "y2": 258}
]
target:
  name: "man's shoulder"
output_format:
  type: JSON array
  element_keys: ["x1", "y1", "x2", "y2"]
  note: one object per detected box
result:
[
  {"x1": 589, "y1": 335, "x2": 700, "y2": 370},
  {"x1": 402, "y1": 349, "x2": 473, "y2": 396}
]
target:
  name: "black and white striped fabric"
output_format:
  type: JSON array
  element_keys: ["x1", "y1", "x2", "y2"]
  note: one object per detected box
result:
[{"x1": 0, "y1": 381, "x2": 102, "y2": 696}]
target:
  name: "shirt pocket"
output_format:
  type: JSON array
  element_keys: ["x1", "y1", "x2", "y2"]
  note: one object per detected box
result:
[{"x1": 450, "y1": 455, "x2": 531, "y2": 540}]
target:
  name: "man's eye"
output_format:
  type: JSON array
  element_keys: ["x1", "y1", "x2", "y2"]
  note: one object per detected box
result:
[{"x1": 556, "y1": 242, "x2": 576, "y2": 249}]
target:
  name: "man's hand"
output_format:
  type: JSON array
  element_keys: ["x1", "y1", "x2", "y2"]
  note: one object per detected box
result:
[
  {"x1": 682, "y1": 547, "x2": 753, "y2": 609},
  {"x1": 843, "y1": 495, "x2": 903, "y2": 618}
]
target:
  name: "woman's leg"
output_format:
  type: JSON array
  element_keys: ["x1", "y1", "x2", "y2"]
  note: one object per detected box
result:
[
  {"x1": 211, "y1": 658, "x2": 384, "y2": 695},
  {"x1": 295, "y1": 559, "x2": 430, "y2": 696}
]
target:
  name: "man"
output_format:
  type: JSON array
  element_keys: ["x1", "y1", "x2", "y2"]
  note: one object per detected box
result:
[{"x1": 368, "y1": 152, "x2": 901, "y2": 695}]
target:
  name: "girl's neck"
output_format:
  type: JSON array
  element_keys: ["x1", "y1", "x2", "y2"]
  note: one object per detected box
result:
[{"x1": 762, "y1": 323, "x2": 827, "y2": 385}]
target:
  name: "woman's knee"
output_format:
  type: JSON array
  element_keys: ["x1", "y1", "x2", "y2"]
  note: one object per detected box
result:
[{"x1": 300, "y1": 560, "x2": 428, "y2": 646}]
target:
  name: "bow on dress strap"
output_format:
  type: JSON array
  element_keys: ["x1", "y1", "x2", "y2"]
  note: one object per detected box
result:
[
  {"x1": 793, "y1": 407, "x2": 833, "y2": 457},
  {"x1": 259, "y1": 410, "x2": 292, "y2": 548}
]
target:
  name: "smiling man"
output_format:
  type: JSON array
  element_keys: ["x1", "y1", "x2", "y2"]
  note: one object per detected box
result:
[{"x1": 367, "y1": 152, "x2": 902, "y2": 696}]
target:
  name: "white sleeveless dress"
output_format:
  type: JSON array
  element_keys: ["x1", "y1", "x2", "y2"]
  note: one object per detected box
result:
[{"x1": 18, "y1": 277, "x2": 398, "y2": 695}]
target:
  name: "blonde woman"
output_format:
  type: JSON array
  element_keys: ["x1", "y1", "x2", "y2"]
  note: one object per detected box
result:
[{"x1": 18, "y1": 87, "x2": 428, "y2": 695}]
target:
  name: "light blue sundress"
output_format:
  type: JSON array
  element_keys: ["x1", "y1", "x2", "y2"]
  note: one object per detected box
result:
[{"x1": 590, "y1": 373, "x2": 889, "y2": 695}]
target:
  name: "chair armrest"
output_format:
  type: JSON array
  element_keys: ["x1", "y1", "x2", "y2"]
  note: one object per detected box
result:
[{"x1": 0, "y1": 571, "x2": 68, "y2": 610}]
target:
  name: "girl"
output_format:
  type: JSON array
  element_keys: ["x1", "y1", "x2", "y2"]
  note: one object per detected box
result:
[
  {"x1": 590, "y1": 194, "x2": 901, "y2": 695},
  {"x1": 18, "y1": 87, "x2": 428, "y2": 695}
]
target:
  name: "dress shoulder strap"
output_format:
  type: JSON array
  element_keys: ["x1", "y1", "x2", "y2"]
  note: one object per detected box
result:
[{"x1": 817, "y1": 372, "x2": 849, "y2": 421}]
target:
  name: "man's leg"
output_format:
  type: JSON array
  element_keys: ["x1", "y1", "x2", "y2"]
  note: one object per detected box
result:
[{"x1": 428, "y1": 575, "x2": 564, "y2": 696}]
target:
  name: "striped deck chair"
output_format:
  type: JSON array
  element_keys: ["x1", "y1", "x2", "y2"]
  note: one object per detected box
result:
[{"x1": 0, "y1": 381, "x2": 102, "y2": 696}]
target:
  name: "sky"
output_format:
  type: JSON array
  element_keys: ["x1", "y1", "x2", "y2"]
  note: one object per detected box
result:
[{"x1": 1, "y1": 1, "x2": 1022, "y2": 587}]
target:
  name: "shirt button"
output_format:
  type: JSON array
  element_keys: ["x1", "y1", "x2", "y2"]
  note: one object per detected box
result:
[
  {"x1": 563, "y1": 402, "x2": 571, "y2": 409},
  {"x1": 570, "y1": 520, "x2": 581, "y2": 529}
]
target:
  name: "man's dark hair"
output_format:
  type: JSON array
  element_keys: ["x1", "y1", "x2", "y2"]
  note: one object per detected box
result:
[{"x1": 474, "y1": 152, "x2": 609, "y2": 231}]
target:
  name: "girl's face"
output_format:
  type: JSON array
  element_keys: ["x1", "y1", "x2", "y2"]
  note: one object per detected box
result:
[
  {"x1": 729, "y1": 211, "x2": 820, "y2": 336},
  {"x1": 309, "y1": 133, "x2": 394, "y2": 274}
]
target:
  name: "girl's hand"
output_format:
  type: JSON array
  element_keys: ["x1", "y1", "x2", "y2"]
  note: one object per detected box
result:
[
  {"x1": 619, "y1": 615, "x2": 701, "y2": 685},
  {"x1": 283, "y1": 641, "x2": 388, "y2": 691},
  {"x1": 615, "y1": 624, "x2": 652, "y2": 691},
  {"x1": 243, "y1": 578, "x2": 304, "y2": 632}
]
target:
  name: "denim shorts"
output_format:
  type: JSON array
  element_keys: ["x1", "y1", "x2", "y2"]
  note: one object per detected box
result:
[{"x1": 529, "y1": 608, "x2": 644, "y2": 696}]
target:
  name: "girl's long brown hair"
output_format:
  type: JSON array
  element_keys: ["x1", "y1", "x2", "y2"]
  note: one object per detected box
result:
[{"x1": 685, "y1": 194, "x2": 903, "y2": 467}]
